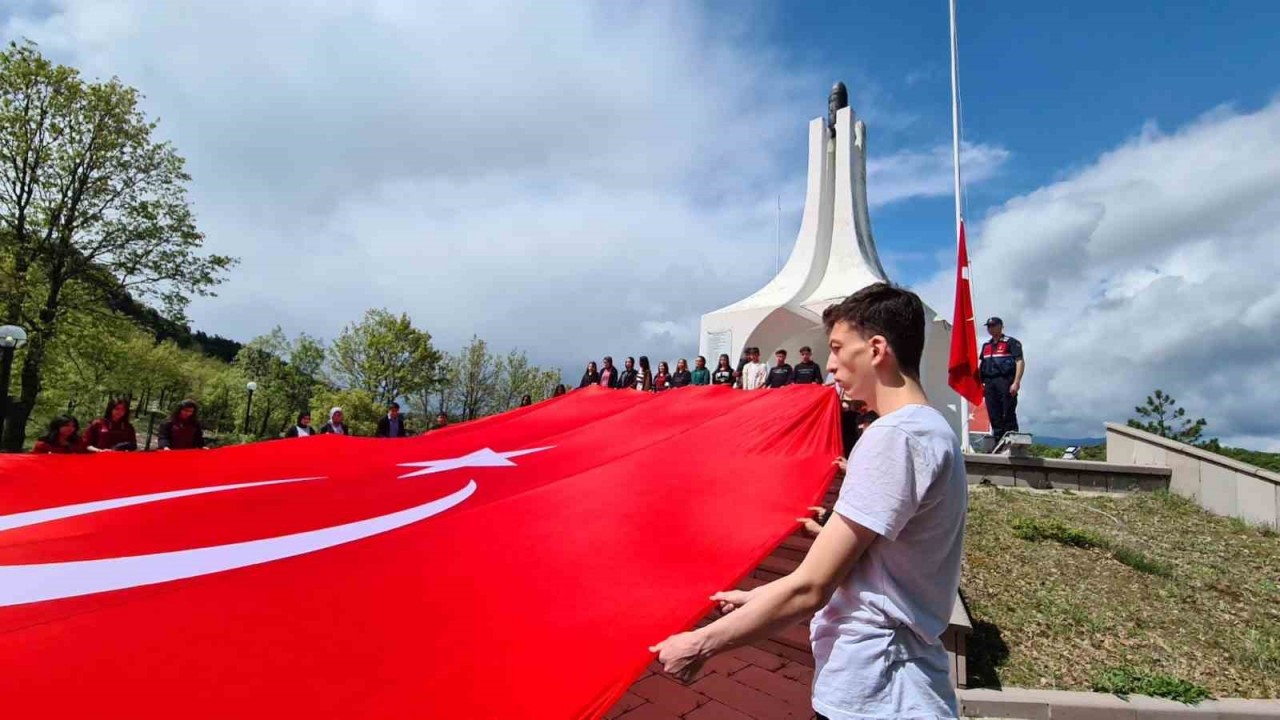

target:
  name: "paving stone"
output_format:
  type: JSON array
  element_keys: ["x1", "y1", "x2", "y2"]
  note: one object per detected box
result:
[
  {"x1": 731, "y1": 665, "x2": 812, "y2": 708},
  {"x1": 776, "y1": 662, "x2": 814, "y2": 687},
  {"x1": 689, "y1": 674, "x2": 808, "y2": 720},
  {"x1": 605, "y1": 692, "x2": 648, "y2": 719},
  {"x1": 727, "y1": 645, "x2": 786, "y2": 672},
  {"x1": 615, "y1": 701, "x2": 683, "y2": 720},
  {"x1": 691, "y1": 652, "x2": 750, "y2": 682},
  {"x1": 685, "y1": 700, "x2": 756, "y2": 720},
  {"x1": 753, "y1": 638, "x2": 814, "y2": 667},
  {"x1": 630, "y1": 674, "x2": 708, "y2": 716}
]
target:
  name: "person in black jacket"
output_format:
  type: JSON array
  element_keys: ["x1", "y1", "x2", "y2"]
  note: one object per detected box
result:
[
  {"x1": 319, "y1": 407, "x2": 352, "y2": 436},
  {"x1": 375, "y1": 402, "x2": 410, "y2": 437},
  {"x1": 792, "y1": 346, "x2": 825, "y2": 384},
  {"x1": 599, "y1": 356, "x2": 623, "y2": 388},
  {"x1": 157, "y1": 400, "x2": 206, "y2": 450},
  {"x1": 618, "y1": 357, "x2": 639, "y2": 390},
  {"x1": 711, "y1": 354, "x2": 735, "y2": 385},
  {"x1": 670, "y1": 359, "x2": 693, "y2": 388},
  {"x1": 284, "y1": 412, "x2": 316, "y2": 437},
  {"x1": 766, "y1": 349, "x2": 794, "y2": 388},
  {"x1": 579, "y1": 361, "x2": 601, "y2": 388}
]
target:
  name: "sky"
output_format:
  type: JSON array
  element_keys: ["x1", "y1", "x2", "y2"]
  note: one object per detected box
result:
[{"x1": 3, "y1": 1, "x2": 1279, "y2": 448}]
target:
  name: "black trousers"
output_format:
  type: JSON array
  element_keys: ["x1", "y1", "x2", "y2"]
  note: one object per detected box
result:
[{"x1": 983, "y1": 375, "x2": 1019, "y2": 441}]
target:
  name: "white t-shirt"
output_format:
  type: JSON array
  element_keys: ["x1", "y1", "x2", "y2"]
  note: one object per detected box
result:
[
  {"x1": 810, "y1": 404, "x2": 967, "y2": 720},
  {"x1": 741, "y1": 361, "x2": 768, "y2": 390}
]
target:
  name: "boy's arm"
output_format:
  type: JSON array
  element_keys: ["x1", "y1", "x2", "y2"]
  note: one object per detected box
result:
[{"x1": 651, "y1": 511, "x2": 878, "y2": 681}]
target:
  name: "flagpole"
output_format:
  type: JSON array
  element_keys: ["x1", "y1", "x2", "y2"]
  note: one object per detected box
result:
[
  {"x1": 949, "y1": 0, "x2": 971, "y2": 452},
  {"x1": 775, "y1": 194, "x2": 781, "y2": 275}
]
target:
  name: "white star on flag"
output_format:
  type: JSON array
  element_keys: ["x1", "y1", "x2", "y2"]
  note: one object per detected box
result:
[{"x1": 396, "y1": 447, "x2": 555, "y2": 479}]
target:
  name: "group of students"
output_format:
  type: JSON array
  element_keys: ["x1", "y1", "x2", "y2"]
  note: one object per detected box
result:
[
  {"x1": 30, "y1": 397, "x2": 206, "y2": 454},
  {"x1": 577, "y1": 346, "x2": 828, "y2": 392},
  {"x1": 281, "y1": 403, "x2": 454, "y2": 439},
  {"x1": 30, "y1": 398, "x2": 463, "y2": 453}
]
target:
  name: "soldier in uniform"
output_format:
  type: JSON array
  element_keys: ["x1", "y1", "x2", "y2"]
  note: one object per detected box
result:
[{"x1": 977, "y1": 317, "x2": 1024, "y2": 443}]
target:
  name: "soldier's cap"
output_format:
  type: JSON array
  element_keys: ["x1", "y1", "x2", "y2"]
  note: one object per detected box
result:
[{"x1": 984, "y1": 316, "x2": 1003, "y2": 327}]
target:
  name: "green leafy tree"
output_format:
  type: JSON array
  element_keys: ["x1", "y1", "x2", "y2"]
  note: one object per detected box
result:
[
  {"x1": 0, "y1": 42, "x2": 234, "y2": 449},
  {"x1": 234, "y1": 327, "x2": 327, "y2": 437},
  {"x1": 310, "y1": 387, "x2": 382, "y2": 437},
  {"x1": 455, "y1": 335, "x2": 500, "y2": 420},
  {"x1": 1127, "y1": 389, "x2": 1209, "y2": 446},
  {"x1": 329, "y1": 309, "x2": 441, "y2": 407}
]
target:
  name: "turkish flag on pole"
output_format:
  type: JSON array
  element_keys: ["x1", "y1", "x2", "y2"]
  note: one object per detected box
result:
[
  {"x1": 0, "y1": 385, "x2": 839, "y2": 718},
  {"x1": 948, "y1": 219, "x2": 984, "y2": 405}
]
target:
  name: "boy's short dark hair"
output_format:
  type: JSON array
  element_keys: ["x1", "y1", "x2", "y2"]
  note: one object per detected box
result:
[
  {"x1": 822, "y1": 282, "x2": 925, "y2": 380},
  {"x1": 775, "y1": 349, "x2": 787, "y2": 357},
  {"x1": 799, "y1": 346, "x2": 812, "y2": 353}
]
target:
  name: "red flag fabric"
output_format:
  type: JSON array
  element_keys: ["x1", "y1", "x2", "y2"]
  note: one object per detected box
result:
[
  {"x1": 948, "y1": 220, "x2": 984, "y2": 405},
  {"x1": 0, "y1": 385, "x2": 839, "y2": 718}
]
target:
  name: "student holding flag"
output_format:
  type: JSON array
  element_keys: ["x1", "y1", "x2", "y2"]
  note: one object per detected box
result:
[{"x1": 652, "y1": 284, "x2": 968, "y2": 720}]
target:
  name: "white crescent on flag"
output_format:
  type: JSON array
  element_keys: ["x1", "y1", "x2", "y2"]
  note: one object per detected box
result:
[{"x1": 0, "y1": 477, "x2": 476, "y2": 608}]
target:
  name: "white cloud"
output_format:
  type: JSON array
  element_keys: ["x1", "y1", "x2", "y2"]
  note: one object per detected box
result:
[
  {"x1": 868, "y1": 142, "x2": 1009, "y2": 207},
  {"x1": 1, "y1": 1, "x2": 1010, "y2": 386},
  {"x1": 917, "y1": 101, "x2": 1280, "y2": 447},
  {"x1": 2, "y1": 1, "x2": 810, "y2": 368}
]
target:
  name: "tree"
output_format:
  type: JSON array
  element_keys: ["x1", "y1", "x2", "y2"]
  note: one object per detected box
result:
[
  {"x1": 455, "y1": 335, "x2": 501, "y2": 420},
  {"x1": 0, "y1": 42, "x2": 234, "y2": 449},
  {"x1": 406, "y1": 350, "x2": 457, "y2": 422},
  {"x1": 495, "y1": 349, "x2": 562, "y2": 409},
  {"x1": 1127, "y1": 389, "x2": 1209, "y2": 446},
  {"x1": 329, "y1": 309, "x2": 442, "y2": 407},
  {"x1": 234, "y1": 327, "x2": 327, "y2": 437}
]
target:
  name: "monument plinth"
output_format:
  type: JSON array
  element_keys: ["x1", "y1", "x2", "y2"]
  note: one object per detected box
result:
[{"x1": 699, "y1": 83, "x2": 961, "y2": 434}]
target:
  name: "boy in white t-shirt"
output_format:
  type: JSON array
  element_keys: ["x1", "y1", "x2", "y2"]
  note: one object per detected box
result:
[{"x1": 652, "y1": 283, "x2": 968, "y2": 719}]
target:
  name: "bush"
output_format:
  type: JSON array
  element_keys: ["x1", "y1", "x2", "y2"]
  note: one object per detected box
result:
[
  {"x1": 1011, "y1": 517, "x2": 1171, "y2": 577},
  {"x1": 1091, "y1": 666, "x2": 1211, "y2": 704},
  {"x1": 1012, "y1": 517, "x2": 1104, "y2": 549}
]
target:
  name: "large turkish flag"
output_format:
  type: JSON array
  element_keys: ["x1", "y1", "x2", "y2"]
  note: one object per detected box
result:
[{"x1": 0, "y1": 385, "x2": 839, "y2": 718}]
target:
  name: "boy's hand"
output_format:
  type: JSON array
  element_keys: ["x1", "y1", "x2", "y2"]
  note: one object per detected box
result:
[
  {"x1": 798, "y1": 506, "x2": 827, "y2": 536},
  {"x1": 710, "y1": 589, "x2": 754, "y2": 615},
  {"x1": 649, "y1": 631, "x2": 708, "y2": 683}
]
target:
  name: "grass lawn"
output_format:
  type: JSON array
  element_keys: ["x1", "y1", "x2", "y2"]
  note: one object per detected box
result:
[{"x1": 963, "y1": 485, "x2": 1280, "y2": 699}]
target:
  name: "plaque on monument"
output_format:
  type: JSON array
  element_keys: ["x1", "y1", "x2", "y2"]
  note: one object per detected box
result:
[{"x1": 704, "y1": 330, "x2": 732, "y2": 361}]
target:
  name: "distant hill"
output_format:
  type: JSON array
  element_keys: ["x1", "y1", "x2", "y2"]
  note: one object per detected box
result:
[
  {"x1": 1035, "y1": 435, "x2": 1105, "y2": 448},
  {"x1": 99, "y1": 273, "x2": 243, "y2": 362}
]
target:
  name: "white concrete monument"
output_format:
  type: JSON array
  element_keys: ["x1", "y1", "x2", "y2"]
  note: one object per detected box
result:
[{"x1": 698, "y1": 83, "x2": 961, "y2": 434}]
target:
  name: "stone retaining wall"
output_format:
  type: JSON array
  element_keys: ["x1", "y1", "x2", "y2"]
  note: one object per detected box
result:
[
  {"x1": 966, "y1": 454, "x2": 1170, "y2": 493},
  {"x1": 1106, "y1": 423, "x2": 1280, "y2": 529}
]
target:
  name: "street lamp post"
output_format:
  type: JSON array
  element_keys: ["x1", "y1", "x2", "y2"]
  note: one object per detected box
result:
[
  {"x1": 0, "y1": 325, "x2": 29, "y2": 451},
  {"x1": 243, "y1": 381, "x2": 257, "y2": 435}
]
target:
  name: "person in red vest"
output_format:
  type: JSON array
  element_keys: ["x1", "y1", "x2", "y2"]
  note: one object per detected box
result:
[
  {"x1": 83, "y1": 397, "x2": 138, "y2": 452},
  {"x1": 157, "y1": 400, "x2": 206, "y2": 450},
  {"x1": 31, "y1": 415, "x2": 86, "y2": 454},
  {"x1": 653, "y1": 361, "x2": 671, "y2": 392},
  {"x1": 977, "y1": 316, "x2": 1025, "y2": 443}
]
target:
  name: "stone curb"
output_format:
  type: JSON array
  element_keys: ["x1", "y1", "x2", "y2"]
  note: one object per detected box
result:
[{"x1": 960, "y1": 688, "x2": 1280, "y2": 719}]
